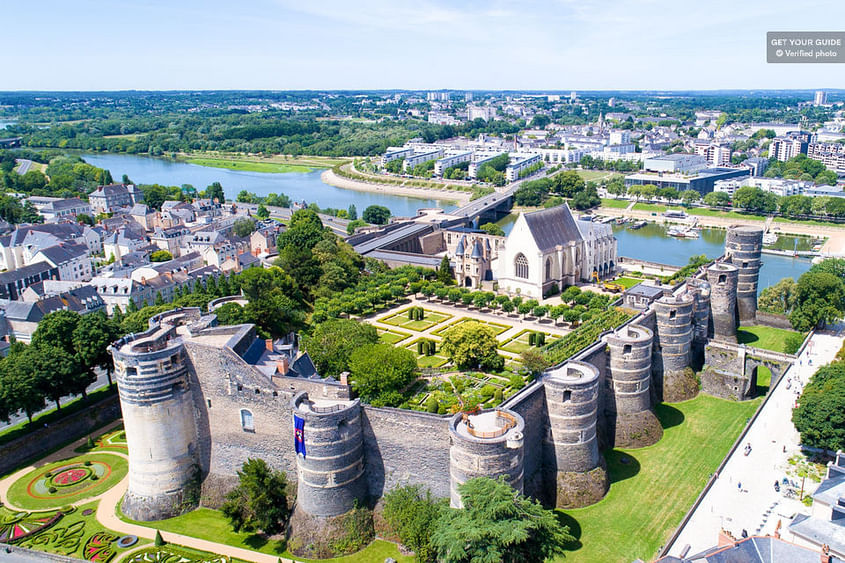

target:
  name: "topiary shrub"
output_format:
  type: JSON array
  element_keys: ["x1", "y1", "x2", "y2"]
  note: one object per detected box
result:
[{"x1": 154, "y1": 530, "x2": 165, "y2": 547}]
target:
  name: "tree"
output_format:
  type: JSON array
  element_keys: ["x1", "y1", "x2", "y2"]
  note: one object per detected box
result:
[
  {"x1": 233, "y1": 217, "x2": 257, "y2": 238},
  {"x1": 76, "y1": 213, "x2": 94, "y2": 226},
  {"x1": 437, "y1": 255, "x2": 454, "y2": 285},
  {"x1": 809, "y1": 257, "x2": 845, "y2": 280},
  {"x1": 150, "y1": 250, "x2": 173, "y2": 262},
  {"x1": 0, "y1": 345, "x2": 46, "y2": 423},
  {"x1": 255, "y1": 204, "x2": 270, "y2": 220},
  {"x1": 790, "y1": 271, "x2": 845, "y2": 331},
  {"x1": 703, "y1": 191, "x2": 731, "y2": 207},
  {"x1": 238, "y1": 267, "x2": 306, "y2": 338},
  {"x1": 732, "y1": 186, "x2": 777, "y2": 213},
  {"x1": 521, "y1": 348, "x2": 549, "y2": 377},
  {"x1": 441, "y1": 321, "x2": 504, "y2": 371},
  {"x1": 680, "y1": 190, "x2": 700, "y2": 204},
  {"x1": 793, "y1": 363, "x2": 845, "y2": 452},
  {"x1": 222, "y1": 458, "x2": 290, "y2": 535},
  {"x1": 31, "y1": 310, "x2": 80, "y2": 356},
  {"x1": 363, "y1": 205, "x2": 391, "y2": 225},
  {"x1": 205, "y1": 181, "x2": 225, "y2": 203},
  {"x1": 479, "y1": 222, "x2": 505, "y2": 237},
  {"x1": 346, "y1": 219, "x2": 367, "y2": 235},
  {"x1": 432, "y1": 476, "x2": 573, "y2": 563},
  {"x1": 72, "y1": 312, "x2": 120, "y2": 387},
  {"x1": 758, "y1": 278, "x2": 797, "y2": 314},
  {"x1": 382, "y1": 485, "x2": 444, "y2": 563},
  {"x1": 305, "y1": 319, "x2": 378, "y2": 376},
  {"x1": 215, "y1": 303, "x2": 248, "y2": 326},
  {"x1": 277, "y1": 209, "x2": 325, "y2": 251},
  {"x1": 347, "y1": 204, "x2": 358, "y2": 221},
  {"x1": 348, "y1": 343, "x2": 417, "y2": 403}
]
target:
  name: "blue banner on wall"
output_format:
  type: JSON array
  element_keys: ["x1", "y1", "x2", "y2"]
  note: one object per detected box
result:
[{"x1": 294, "y1": 415, "x2": 306, "y2": 458}]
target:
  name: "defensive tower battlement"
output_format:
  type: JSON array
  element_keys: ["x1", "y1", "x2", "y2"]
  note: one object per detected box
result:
[{"x1": 725, "y1": 225, "x2": 764, "y2": 322}]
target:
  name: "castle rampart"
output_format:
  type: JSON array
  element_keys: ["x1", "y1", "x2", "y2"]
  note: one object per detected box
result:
[
  {"x1": 725, "y1": 225, "x2": 763, "y2": 323},
  {"x1": 449, "y1": 408, "x2": 525, "y2": 508},
  {"x1": 707, "y1": 262, "x2": 739, "y2": 342}
]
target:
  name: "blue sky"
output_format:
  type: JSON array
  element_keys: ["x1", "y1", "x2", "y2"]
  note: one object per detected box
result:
[{"x1": 3, "y1": 0, "x2": 844, "y2": 90}]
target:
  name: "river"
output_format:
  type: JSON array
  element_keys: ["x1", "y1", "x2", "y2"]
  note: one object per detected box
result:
[
  {"x1": 495, "y1": 213, "x2": 813, "y2": 294},
  {"x1": 80, "y1": 153, "x2": 458, "y2": 217}
]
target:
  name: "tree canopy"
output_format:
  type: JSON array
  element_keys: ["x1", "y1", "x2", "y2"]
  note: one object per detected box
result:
[
  {"x1": 348, "y1": 343, "x2": 417, "y2": 405},
  {"x1": 221, "y1": 458, "x2": 290, "y2": 535},
  {"x1": 789, "y1": 271, "x2": 845, "y2": 331},
  {"x1": 305, "y1": 319, "x2": 379, "y2": 377},
  {"x1": 793, "y1": 362, "x2": 845, "y2": 452},
  {"x1": 441, "y1": 321, "x2": 504, "y2": 371}
]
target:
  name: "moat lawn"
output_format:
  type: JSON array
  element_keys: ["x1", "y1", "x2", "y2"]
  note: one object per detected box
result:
[
  {"x1": 557, "y1": 394, "x2": 760, "y2": 563},
  {"x1": 736, "y1": 325, "x2": 805, "y2": 354},
  {"x1": 120, "y1": 506, "x2": 413, "y2": 563}
]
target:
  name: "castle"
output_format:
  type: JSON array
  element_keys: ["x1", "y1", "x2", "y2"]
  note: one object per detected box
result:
[{"x1": 110, "y1": 224, "x2": 794, "y2": 546}]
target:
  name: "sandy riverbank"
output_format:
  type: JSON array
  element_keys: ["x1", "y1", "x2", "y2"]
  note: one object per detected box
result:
[{"x1": 321, "y1": 169, "x2": 472, "y2": 204}]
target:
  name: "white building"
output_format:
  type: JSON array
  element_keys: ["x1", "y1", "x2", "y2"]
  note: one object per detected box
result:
[
  {"x1": 402, "y1": 149, "x2": 445, "y2": 172},
  {"x1": 814, "y1": 90, "x2": 828, "y2": 107},
  {"x1": 467, "y1": 105, "x2": 496, "y2": 122},
  {"x1": 713, "y1": 177, "x2": 812, "y2": 197},
  {"x1": 433, "y1": 151, "x2": 472, "y2": 176},
  {"x1": 770, "y1": 137, "x2": 808, "y2": 161},
  {"x1": 505, "y1": 153, "x2": 543, "y2": 182},
  {"x1": 381, "y1": 147, "x2": 414, "y2": 167},
  {"x1": 468, "y1": 152, "x2": 507, "y2": 180},
  {"x1": 497, "y1": 204, "x2": 617, "y2": 299}
]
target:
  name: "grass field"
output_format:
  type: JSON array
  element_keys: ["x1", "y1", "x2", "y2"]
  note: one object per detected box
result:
[
  {"x1": 577, "y1": 170, "x2": 615, "y2": 182},
  {"x1": 632, "y1": 202, "x2": 669, "y2": 213},
  {"x1": 431, "y1": 317, "x2": 511, "y2": 337},
  {"x1": 380, "y1": 308, "x2": 452, "y2": 331},
  {"x1": 405, "y1": 338, "x2": 450, "y2": 368},
  {"x1": 7, "y1": 453, "x2": 128, "y2": 510},
  {"x1": 686, "y1": 207, "x2": 766, "y2": 221},
  {"x1": 186, "y1": 157, "x2": 313, "y2": 174},
  {"x1": 499, "y1": 329, "x2": 560, "y2": 355},
  {"x1": 120, "y1": 507, "x2": 413, "y2": 562},
  {"x1": 736, "y1": 325, "x2": 804, "y2": 354},
  {"x1": 377, "y1": 328, "x2": 412, "y2": 345},
  {"x1": 557, "y1": 395, "x2": 760, "y2": 563},
  {"x1": 613, "y1": 276, "x2": 644, "y2": 289},
  {"x1": 600, "y1": 198, "x2": 630, "y2": 209}
]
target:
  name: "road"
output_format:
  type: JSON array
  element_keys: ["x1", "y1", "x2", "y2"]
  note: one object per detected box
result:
[
  {"x1": 0, "y1": 367, "x2": 111, "y2": 432},
  {"x1": 233, "y1": 202, "x2": 350, "y2": 237},
  {"x1": 668, "y1": 327, "x2": 844, "y2": 556},
  {"x1": 14, "y1": 159, "x2": 32, "y2": 175}
]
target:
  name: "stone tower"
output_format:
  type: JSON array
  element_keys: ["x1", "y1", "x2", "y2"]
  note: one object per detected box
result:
[
  {"x1": 111, "y1": 315, "x2": 199, "y2": 521},
  {"x1": 543, "y1": 361, "x2": 608, "y2": 508},
  {"x1": 706, "y1": 262, "x2": 739, "y2": 342},
  {"x1": 687, "y1": 277, "x2": 712, "y2": 348},
  {"x1": 290, "y1": 391, "x2": 367, "y2": 518},
  {"x1": 605, "y1": 325, "x2": 663, "y2": 448},
  {"x1": 725, "y1": 225, "x2": 764, "y2": 322},
  {"x1": 448, "y1": 408, "x2": 525, "y2": 508},
  {"x1": 653, "y1": 293, "x2": 697, "y2": 402}
]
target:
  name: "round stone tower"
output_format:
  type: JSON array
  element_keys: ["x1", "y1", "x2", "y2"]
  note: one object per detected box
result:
[
  {"x1": 686, "y1": 278, "x2": 712, "y2": 348},
  {"x1": 653, "y1": 293, "x2": 697, "y2": 402},
  {"x1": 543, "y1": 361, "x2": 608, "y2": 508},
  {"x1": 706, "y1": 262, "x2": 739, "y2": 342},
  {"x1": 290, "y1": 391, "x2": 367, "y2": 518},
  {"x1": 112, "y1": 322, "x2": 199, "y2": 521},
  {"x1": 449, "y1": 408, "x2": 525, "y2": 508},
  {"x1": 605, "y1": 325, "x2": 663, "y2": 448},
  {"x1": 725, "y1": 225, "x2": 764, "y2": 322}
]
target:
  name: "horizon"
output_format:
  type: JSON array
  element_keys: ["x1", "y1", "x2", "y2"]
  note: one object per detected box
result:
[{"x1": 3, "y1": 0, "x2": 844, "y2": 91}]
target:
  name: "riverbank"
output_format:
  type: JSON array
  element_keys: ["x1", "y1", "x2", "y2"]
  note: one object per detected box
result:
[{"x1": 321, "y1": 168, "x2": 471, "y2": 204}]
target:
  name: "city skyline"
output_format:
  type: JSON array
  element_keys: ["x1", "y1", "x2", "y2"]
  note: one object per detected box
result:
[{"x1": 3, "y1": 0, "x2": 844, "y2": 91}]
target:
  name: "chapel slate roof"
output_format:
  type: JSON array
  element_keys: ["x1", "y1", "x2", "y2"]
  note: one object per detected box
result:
[{"x1": 522, "y1": 204, "x2": 583, "y2": 253}]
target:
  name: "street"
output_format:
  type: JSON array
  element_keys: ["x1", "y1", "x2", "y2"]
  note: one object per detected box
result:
[
  {"x1": 0, "y1": 367, "x2": 112, "y2": 431},
  {"x1": 668, "y1": 327, "x2": 844, "y2": 556}
]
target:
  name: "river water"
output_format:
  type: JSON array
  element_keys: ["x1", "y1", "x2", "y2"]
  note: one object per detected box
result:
[
  {"x1": 80, "y1": 153, "x2": 459, "y2": 217},
  {"x1": 496, "y1": 213, "x2": 812, "y2": 294}
]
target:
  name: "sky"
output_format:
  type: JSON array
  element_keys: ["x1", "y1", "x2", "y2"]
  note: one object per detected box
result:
[{"x1": 2, "y1": 0, "x2": 844, "y2": 91}]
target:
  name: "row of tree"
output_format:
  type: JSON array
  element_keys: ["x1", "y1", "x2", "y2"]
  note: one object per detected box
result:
[{"x1": 758, "y1": 258, "x2": 845, "y2": 331}]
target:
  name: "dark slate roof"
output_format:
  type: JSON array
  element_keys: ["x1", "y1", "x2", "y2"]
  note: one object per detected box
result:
[
  {"x1": 289, "y1": 353, "x2": 318, "y2": 379},
  {"x1": 522, "y1": 204, "x2": 583, "y2": 253},
  {"x1": 626, "y1": 283, "x2": 665, "y2": 298},
  {"x1": 456, "y1": 235, "x2": 466, "y2": 255},
  {"x1": 471, "y1": 240, "x2": 482, "y2": 259},
  {"x1": 662, "y1": 536, "x2": 822, "y2": 563},
  {"x1": 37, "y1": 243, "x2": 87, "y2": 265},
  {"x1": 0, "y1": 261, "x2": 55, "y2": 284},
  {"x1": 238, "y1": 253, "x2": 260, "y2": 267}
]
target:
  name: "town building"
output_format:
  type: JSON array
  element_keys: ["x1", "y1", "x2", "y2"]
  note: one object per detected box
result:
[
  {"x1": 785, "y1": 450, "x2": 845, "y2": 559},
  {"x1": 28, "y1": 197, "x2": 92, "y2": 223},
  {"x1": 0, "y1": 261, "x2": 59, "y2": 300},
  {"x1": 88, "y1": 184, "x2": 144, "y2": 214},
  {"x1": 814, "y1": 90, "x2": 828, "y2": 107},
  {"x1": 714, "y1": 177, "x2": 813, "y2": 198},
  {"x1": 497, "y1": 204, "x2": 617, "y2": 298}
]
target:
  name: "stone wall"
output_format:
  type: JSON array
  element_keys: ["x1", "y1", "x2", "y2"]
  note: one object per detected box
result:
[
  {"x1": 360, "y1": 406, "x2": 451, "y2": 500},
  {"x1": 0, "y1": 394, "x2": 120, "y2": 477},
  {"x1": 755, "y1": 311, "x2": 794, "y2": 330},
  {"x1": 502, "y1": 383, "x2": 547, "y2": 501}
]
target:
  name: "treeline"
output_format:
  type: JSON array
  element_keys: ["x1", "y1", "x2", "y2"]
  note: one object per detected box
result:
[
  {"x1": 758, "y1": 258, "x2": 845, "y2": 332},
  {"x1": 514, "y1": 169, "x2": 600, "y2": 210}
]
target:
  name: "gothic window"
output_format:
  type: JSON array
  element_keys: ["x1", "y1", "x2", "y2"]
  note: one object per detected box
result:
[
  {"x1": 545, "y1": 258, "x2": 552, "y2": 281},
  {"x1": 240, "y1": 409, "x2": 254, "y2": 432},
  {"x1": 515, "y1": 253, "x2": 529, "y2": 279}
]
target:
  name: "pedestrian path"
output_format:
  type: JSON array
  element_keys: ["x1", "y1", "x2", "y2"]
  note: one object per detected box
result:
[{"x1": 668, "y1": 328, "x2": 844, "y2": 556}]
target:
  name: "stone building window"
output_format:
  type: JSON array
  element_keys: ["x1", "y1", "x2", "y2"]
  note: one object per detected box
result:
[
  {"x1": 240, "y1": 409, "x2": 255, "y2": 432},
  {"x1": 545, "y1": 258, "x2": 552, "y2": 281},
  {"x1": 623, "y1": 344, "x2": 632, "y2": 355},
  {"x1": 515, "y1": 253, "x2": 529, "y2": 279},
  {"x1": 718, "y1": 274, "x2": 726, "y2": 284},
  {"x1": 669, "y1": 310, "x2": 676, "y2": 319},
  {"x1": 563, "y1": 390, "x2": 571, "y2": 402}
]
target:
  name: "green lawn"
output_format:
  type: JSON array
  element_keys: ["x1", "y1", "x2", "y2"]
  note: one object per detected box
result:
[
  {"x1": 405, "y1": 339, "x2": 450, "y2": 369},
  {"x1": 557, "y1": 395, "x2": 761, "y2": 563},
  {"x1": 120, "y1": 506, "x2": 413, "y2": 563},
  {"x1": 499, "y1": 329, "x2": 560, "y2": 355},
  {"x1": 7, "y1": 453, "x2": 128, "y2": 510},
  {"x1": 577, "y1": 170, "x2": 615, "y2": 182},
  {"x1": 613, "y1": 276, "x2": 644, "y2": 289},
  {"x1": 431, "y1": 317, "x2": 511, "y2": 337},
  {"x1": 380, "y1": 308, "x2": 453, "y2": 331},
  {"x1": 377, "y1": 328, "x2": 412, "y2": 345},
  {"x1": 600, "y1": 198, "x2": 630, "y2": 209},
  {"x1": 736, "y1": 325, "x2": 804, "y2": 354},
  {"x1": 632, "y1": 202, "x2": 668, "y2": 212},
  {"x1": 186, "y1": 157, "x2": 313, "y2": 174}
]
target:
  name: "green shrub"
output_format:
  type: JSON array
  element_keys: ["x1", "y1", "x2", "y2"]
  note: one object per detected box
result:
[{"x1": 154, "y1": 530, "x2": 164, "y2": 547}]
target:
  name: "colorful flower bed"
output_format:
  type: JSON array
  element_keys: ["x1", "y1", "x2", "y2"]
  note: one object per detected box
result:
[
  {"x1": 7, "y1": 454, "x2": 128, "y2": 510},
  {"x1": 126, "y1": 545, "x2": 233, "y2": 563},
  {"x1": 0, "y1": 504, "x2": 66, "y2": 544}
]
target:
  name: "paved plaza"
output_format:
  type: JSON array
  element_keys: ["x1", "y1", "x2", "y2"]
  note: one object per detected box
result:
[{"x1": 669, "y1": 326, "x2": 844, "y2": 556}]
